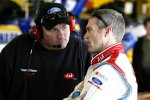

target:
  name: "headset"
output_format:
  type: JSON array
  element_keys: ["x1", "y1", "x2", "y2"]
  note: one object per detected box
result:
[
  {"x1": 29, "y1": 15, "x2": 75, "y2": 41},
  {"x1": 68, "y1": 15, "x2": 75, "y2": 32}
]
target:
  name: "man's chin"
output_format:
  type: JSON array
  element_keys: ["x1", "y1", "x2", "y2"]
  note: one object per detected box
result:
[{"x1": 60, "y1": 44, "x2": 67, "y2": 49}]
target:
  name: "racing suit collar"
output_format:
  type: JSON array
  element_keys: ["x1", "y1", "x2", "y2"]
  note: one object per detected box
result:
[{"x1": 91, "y1": 43, "x2": 124, "y2": 65}]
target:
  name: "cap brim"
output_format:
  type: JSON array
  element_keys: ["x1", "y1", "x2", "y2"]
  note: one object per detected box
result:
[{"x1": 43, "y1": 17, "x2": 70, "y2": 30}]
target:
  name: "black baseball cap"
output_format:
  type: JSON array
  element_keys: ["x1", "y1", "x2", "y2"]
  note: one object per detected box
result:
[{"x1": 35, "y1": 2, "x2": 70, "y2": 30}]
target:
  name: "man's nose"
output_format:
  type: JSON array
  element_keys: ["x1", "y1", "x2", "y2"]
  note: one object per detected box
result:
[
  {"x1": 84, "y1": 33, "x2": 88, "y2": 41},
  {"x1": 57, "y1": 29, "x2": 65, "y2": 39}
]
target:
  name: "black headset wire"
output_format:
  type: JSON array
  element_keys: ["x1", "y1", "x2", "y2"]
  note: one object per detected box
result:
[
  {"x1": 27, "y1": 40, "x2": 37, "y2": 69},
  {"x1": 23, "y1": 39, "x2": 37, "y2": 100}
]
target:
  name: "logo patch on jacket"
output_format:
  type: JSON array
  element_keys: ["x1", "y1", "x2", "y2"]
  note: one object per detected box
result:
[
  {"x1": 92, "y1": 77, "x2": 103, "y2": 85},
  {"x1": 88, "y1": 76, "x2": 103, "y2": 90},
  {"x1": 20, "y1": 68, "x2": 37, "y2": 78},
  {"x1": 95, "y1": 71, "x2": 108, "y2": 81},
  {"x1": 64, "y1": 72, "x2": 75, "y2": 80}
]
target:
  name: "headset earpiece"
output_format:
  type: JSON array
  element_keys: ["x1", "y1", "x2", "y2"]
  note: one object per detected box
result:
[
  {"x1": 29, "y1": 25, "x2": 42, "y2": 40},
  {"x1": 68, "y1": 15, "x2": 75, "y2": 32}
]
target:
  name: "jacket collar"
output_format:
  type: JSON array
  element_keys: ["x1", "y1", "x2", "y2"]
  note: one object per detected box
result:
[{"x1": 91, "y1": 43, "x2": 124, "y2": 65}]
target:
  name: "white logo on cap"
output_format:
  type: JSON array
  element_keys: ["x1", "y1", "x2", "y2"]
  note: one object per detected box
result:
[{"x1": 47, "y1": 7, "x2": 61, "y2": 14}]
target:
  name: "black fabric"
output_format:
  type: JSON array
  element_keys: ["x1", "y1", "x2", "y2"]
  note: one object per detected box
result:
[
  {"x1": 132, "y1": 37, "x2": 150, "y2": 92},
  {"x1": 0, "y1": 34, "x2": 91, "y2": 100}
]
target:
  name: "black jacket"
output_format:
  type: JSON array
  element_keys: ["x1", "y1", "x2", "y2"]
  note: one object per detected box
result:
[
  {"x1": 132, "y1": 36, "x2": 150, "y2": 92},
  {"x1": 0, "y1": 34, "x2": 91, "y2": 100}
]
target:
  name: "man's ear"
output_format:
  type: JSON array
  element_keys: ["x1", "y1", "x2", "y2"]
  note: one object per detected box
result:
[
  {"x1": 105, "y1": 26, "x2": 113, "y2": 37},
  {"x1": 106, "y1": 26, "x2": 112, "y2": 33}
]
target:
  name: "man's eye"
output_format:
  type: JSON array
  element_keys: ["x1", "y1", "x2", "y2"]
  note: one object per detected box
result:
[
  {"x1": 87, "y1": 29, "x2": 91, "y2": 32},
  {"x1": 49, "y1": 28, "x2": 58, "y2": 32},
  {"x1": 63, "y1": 24, "x2": 67, "y2": 29}
]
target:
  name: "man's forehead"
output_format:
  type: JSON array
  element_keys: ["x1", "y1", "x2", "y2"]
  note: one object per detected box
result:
[
  {"x1": 86, "y1": 25, "x2": 99, "y2": 31},
  {"x1": 87, "y1": 19, "x2": 98, "y2": 28},
  {"x1": 88, "y1": 17, "x2": 98, "y2": 24}
]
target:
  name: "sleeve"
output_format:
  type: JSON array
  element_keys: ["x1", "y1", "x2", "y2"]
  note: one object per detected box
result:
[
  {"x1": 0, "y1": 50, "x2": 6, "y2": 100},
  {"x1": 0, "y1": 46, "x2": 13, "y2": 100}
]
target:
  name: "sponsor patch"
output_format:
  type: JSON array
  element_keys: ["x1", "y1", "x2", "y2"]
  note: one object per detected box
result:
[
  {"x1": 47, "y1": 7, "x2": 61, "y2": 14},
  {"x1": 95, "y1": 71, "x2": 108, "y2": 81},
  {"x1": 92, "y1": 77, "x2": 103, "y2": 85},
  {"x1": 20, "y1": 68, "x2": 37, "y2": 78},
  {"x1": 88, "y1": 80, "x2": 102, "y2": 90},
  {"x1": 64, "y1": 72, "x2": 75, "y2": 80}
]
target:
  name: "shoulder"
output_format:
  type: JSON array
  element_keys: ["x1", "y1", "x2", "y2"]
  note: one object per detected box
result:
[
  {"x1": 5, "y1": 33, "x2": 33, "y2": 44},
  {"x1": 94, "y1": 64, "x2": 121, "y2": 79},
  {"x1": 88, "y1": 63, "x2": 127, "y2": 91},
  {"x1": 1, "y1": 34, "x2": 34, "y2": 53},
  {"x1": 12, "y1": 33, "x2": 34, "y2": 42}
]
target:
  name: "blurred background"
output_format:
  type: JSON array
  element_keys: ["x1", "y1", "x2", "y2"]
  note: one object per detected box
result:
[
  {"x1": 1, "y1": 0, "x2": 150, "y2": 51},
  {"x1": 1, "y1": 0, "x2": 150, "y2": 99}
]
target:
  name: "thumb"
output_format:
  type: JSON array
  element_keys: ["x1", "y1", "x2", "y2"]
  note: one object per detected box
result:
[{"x1": 78, "y1": 92, "x2": 87, "y2": 99}]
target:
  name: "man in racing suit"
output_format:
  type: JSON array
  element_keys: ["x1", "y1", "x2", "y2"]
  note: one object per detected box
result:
[{"x1": 64, "y1": 9, "x2": 137, "y2": 100}]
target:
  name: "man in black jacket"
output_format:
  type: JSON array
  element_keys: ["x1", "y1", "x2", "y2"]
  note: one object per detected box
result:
[
  {"x1": 0, "y1": 2, "x2": 91, "y2": 100},
  {"x1": 133, "y1": 17, "x2": 150, "y2": 92}
]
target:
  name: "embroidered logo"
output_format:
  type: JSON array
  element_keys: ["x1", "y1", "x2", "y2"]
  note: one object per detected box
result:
[
  {"x1": 92, "y1": 77, "x2": 103, "y2": 85},
  {"x1": 47, "y1": 7, "x2": 61, "y2": 14},
  {"x1": 98, "y1": 54, "x2": 105, "y2": 62},
  {"x1": 20, "y1": 68, "x2": 37, "y2": 78},
  {"x1": 95, "y1": 71, "x2": 108, "y2": 81},
  {"x1": 64, "y1": 72, "x2": 75, "y2": 80},
  {"x1": 88, "y1": 80, "x2": 102, "y2": 90}
]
